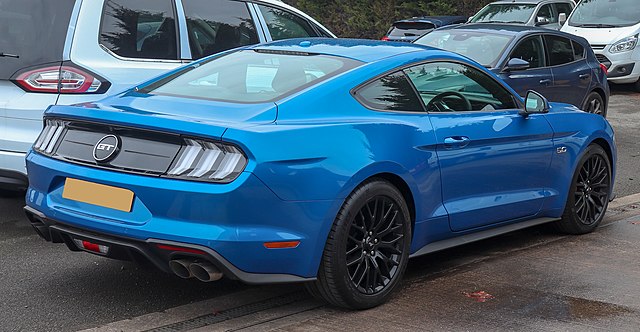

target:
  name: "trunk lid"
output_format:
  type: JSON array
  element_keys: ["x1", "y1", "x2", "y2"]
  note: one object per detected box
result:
[{"x1": 45, "y1": 92, "x2": 278, "y2": 139}]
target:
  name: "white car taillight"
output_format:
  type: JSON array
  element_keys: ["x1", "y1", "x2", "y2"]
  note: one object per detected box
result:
[{"x1": 166, "y1": 138, "x2": 247, "y2": 183}]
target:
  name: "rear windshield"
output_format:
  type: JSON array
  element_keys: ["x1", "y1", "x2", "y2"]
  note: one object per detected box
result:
[
  {"x1": 0, "y1": 0, "x2": 76, "y2": 79},
  {"x1": 415, "y1": 30, "x2": 514, "y2": 68},
  {"x1": 569, "y1": 0, "x2": 640, "y2": 27},
  {"x1": 388, "y1": 22, "x2": 436, "y2": 38},
  {"x1": 470, "y1": 4, "x2": 536, "y2": 24},
  {"x1": 143, "y1": 50, "x2": 362, "y2": 103}
]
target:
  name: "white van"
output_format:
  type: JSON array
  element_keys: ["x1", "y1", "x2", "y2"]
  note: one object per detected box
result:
[{"x1": 561, "y1": 0, "x2": 640, "y2": 91}]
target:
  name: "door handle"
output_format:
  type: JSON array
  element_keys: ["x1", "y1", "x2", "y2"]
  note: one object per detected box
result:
[
  {"x1": 444, "y1": 136, "x2": 471, "y2": 149},
  {"x1": 539, "y1": 79, "x2": 552, "y2": 85},
  {"x1": 579, "y1": 74, "x2": 591, "y2": 80}
]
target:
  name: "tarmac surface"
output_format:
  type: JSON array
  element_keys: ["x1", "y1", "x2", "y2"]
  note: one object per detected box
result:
[{"x1": 1, "y1": 86, "x2": 639, "y2": 331}]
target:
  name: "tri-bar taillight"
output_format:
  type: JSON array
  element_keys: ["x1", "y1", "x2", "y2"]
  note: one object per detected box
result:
[{"x1": 13, "y1": 64, "x2": 110, "y2": 94}]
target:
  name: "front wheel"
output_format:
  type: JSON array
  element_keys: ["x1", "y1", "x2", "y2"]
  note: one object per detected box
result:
[
  {"x1": 554, "y1": 144, "x2": 612, "y2": 234},
  {"x1": 306, "y1": 179, "x2": 411, "y2": 309},
  {"x1": 582, "y1": 92, "x2": 606, "y2": 117}
]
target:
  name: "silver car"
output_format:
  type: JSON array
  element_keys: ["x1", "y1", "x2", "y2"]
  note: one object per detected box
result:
[
  {"x1": 0, "y1": 0, "x2": 334, "y2": 190},
  {"x1": 470, "y1": 0, "x2": 576, "y2": 30}
]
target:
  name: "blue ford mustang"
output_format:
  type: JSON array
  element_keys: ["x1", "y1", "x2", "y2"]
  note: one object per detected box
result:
[{"x1": 25, "y1": 39, "x2": 616, "y2": 309}]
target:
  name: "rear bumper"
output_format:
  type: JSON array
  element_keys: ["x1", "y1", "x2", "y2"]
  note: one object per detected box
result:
[
  {"x1": 25, "y1": 152, "x2": 340, "y2": 280},
  {"x1": 24, "y1": 205, "x2": 313, "y2": 284},
  {"x1": 0, "y1": 150, "x2": 28, "y2": 189}
]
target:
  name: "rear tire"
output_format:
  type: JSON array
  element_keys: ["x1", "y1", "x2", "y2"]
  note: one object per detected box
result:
[
  {"x1": 306, "y1": 179, "x2": 411, "y2": 309},
  {"x1": 582, "y1": 92, "x2": 606, "y2": 117},
  {"x1": 554, "y1": 145, "x2": 611, "y2": 234}
]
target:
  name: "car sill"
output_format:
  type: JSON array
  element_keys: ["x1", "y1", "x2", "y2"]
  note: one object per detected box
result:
[{"x1": 409, "y1": 217, "x2": 560, "y2": 258}]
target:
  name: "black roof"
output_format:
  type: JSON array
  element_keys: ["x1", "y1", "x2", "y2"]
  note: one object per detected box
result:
[{"x1": 394, "y1": 16, "x2": 468, "y2": 27}]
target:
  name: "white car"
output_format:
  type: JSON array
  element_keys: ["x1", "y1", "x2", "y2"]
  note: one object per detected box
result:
[
  {"x1": 562, "y1": 0, "x2": 640, "y2": 91},
  {"x1": 0, "y1": 0, "x2": 334, "y2": 190}
]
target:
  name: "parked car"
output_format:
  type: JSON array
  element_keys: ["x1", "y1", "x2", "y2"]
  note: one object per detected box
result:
[
  {"x1": 414, "y1": 24, "x2": 609, "y2": 116},
  {"x1": 25, "y1": 38, "x2": 616, "y2": 310},
  {"x1": 470, "y1": 0, "x2": 575, "y2": 30},
  {"x1": 561, "y1": 0, "x2": 640, "y2": 91},
  {"x1": 382, "y1": 16, "x2": 467, "y2": 42},
  {"x1": 0, "y1": 0, "x2": 334, "y2": 191}
]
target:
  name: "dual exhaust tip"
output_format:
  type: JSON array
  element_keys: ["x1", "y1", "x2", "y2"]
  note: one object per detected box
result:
[{"x1": 169, "y1": 258, "x2": 223, "y2": 282}]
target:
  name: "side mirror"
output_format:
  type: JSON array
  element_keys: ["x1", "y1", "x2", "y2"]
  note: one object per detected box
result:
[
  {"x1": 505, "y1": 58, "x2": 530, "y2": 72},
  {"x1": 521, "y1": 90, "x2": 550, "y2": 117},
  {"x1": 558, "y1": 13, "x2": 567, "y2": 26}
]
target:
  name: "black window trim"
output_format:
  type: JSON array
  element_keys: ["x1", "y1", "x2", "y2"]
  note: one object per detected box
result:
[
  {"x1": 98, "y1": 0, "x2": 183, "y2": 63},
  {"x1": 352, "y1": 58, "x2": 524, "y2": 114},
  {"x1": 542, "y1": 34, "x2": 586, "y2": 69}
]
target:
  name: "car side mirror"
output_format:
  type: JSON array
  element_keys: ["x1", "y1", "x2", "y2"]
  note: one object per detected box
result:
[
  {"x1": 521, "y1": 90, "x2": 550, "y2": 117},
  {"x1": 505, "y1": 58, "x2": 530, "y2": 72},
  {"x1": 558, "y1": 13, "x2": 567, "y2": 26}
]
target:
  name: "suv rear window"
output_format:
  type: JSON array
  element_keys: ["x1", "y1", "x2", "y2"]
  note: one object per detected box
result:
[
  {"x1": 99, "y1": 0, "x2": 178, "y2": 60},
  {"x1": 143, "y1": 50, "x2": 362, "y2": 103},
  {"x1": 0, "y1": 0, "x2": 75, "y2": 79},
  {"x1": 388, "y1": 22, "x2": 435, "y2": 38},
  {"x1": 182, "y1": 0, "x2": 259, "y2": 60}
]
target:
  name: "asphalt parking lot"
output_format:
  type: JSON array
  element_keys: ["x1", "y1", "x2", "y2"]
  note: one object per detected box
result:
[{"x1": 1, "y1": 86, "x2": 640, "y2": 332}]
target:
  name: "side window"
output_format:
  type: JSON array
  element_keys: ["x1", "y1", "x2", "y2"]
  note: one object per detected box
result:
[
  {"x1": 100, "y1": 0, "x2": 178, "y2": 60},
  {"x1": 404, "y1": 62, "x2": 517, "y2": 112},
  {"x1": 257, "y1": 5, "x2": 319, "y2": 41},
  {"x1": 536, "y1": 4, "x2": 556, "y2": 24},
  {"x1": 555, "y1": 3, "x2": 573, "y2": 18},
  {"x1": 545, "y1": 35, "x2": 575, "y2": 66},
  {"x1": 182, "y1": 0, "x2": 259, "y2": 60},
  {"x1": 355, "y1": 72, "x2": 423, "y2": 112},
  {"x1": 572, "y1": 40, "x2": 585, "y2": 60},
  {"x1": 510, "y1": 36, "x2": 546, "y2": 69}
]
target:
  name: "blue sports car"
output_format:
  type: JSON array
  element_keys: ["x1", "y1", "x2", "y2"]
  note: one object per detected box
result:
[{"x1": 25, "y1": 39, "x2": 616, "y2": 309}]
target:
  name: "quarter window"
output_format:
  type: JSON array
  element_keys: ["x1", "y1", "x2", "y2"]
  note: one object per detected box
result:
[
  {"x1": 404, "y1": 62, "x2": 517, "y2": 112},
  {"x1": 99, "y1": 0, "x2": 178, "y2": 60},
  {"x1": 545, "y1": 35, "x2": 575, "y2": 66},
  {"x1": 258, "y1": 5, "x2": 319, "y2": 41},
  {"x1": 510, "y1": 36, "x2": 546, "y2": 69},
  {"x1": 182, "y1": 0, "x2": 259, "y2": 60},
  {"x1": 355, "y1": 72, "x2": 423, "y2": 112},
  {"x1": 572, "y1": 40, "x2": 585, "y2": 60}
]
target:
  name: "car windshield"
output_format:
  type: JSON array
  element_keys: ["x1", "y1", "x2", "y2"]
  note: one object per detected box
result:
[
  {"x1": 143, "y1": 50, "x2": 362, "y2": 103},
  {"x1": 470, "y1": 4, "x2": 536, "y2": 24},
  {"x1": 569, "y1": 0, "x2": 640, "y2": 27},
  {"x1": 415, "y1": 30, "x2": 514, "y2": 67}
]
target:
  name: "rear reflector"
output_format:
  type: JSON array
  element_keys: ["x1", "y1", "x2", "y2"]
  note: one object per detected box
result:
[
  {"x1": 263, "y1": 241, "x2": 300, "y2": 249},
  {"x1": 156, "y1": 244, "x2": 208, "y2": 255},
  {"x1": 73, "y1": 239, "x2": 109, "y2": 254}
]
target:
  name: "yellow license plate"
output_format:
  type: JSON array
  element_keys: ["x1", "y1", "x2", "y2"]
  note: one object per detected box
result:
[{"x1": 62, "y1": 178, "x2": 134, "y2": 212}]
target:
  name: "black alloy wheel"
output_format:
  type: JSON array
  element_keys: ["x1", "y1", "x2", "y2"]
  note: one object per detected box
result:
[
  {"x1": 582, "y1": 92, "x2": 606, "y2": 117},
  {"x1": 346, "y1": 196, "x2": 405, "y2": 294},
  {"x1": 306, "y1": 179, "x2": 411, "y2": 309},
  {"x1": 555, "y1": 144, "x2": 611, "y2": 234}
]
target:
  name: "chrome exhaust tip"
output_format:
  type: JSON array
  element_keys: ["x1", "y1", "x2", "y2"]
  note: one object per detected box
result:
[
  {"x1": 189, "y1": 262, "x2": 223, "y2": 282},
  {"x1": 169, "y1": 259, "x2": 194, "y2": 279}
]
